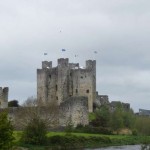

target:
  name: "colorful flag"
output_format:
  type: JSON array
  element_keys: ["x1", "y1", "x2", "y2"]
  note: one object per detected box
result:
[{"x1": 62, "y1": 49, "x2": 66, "y2": 51}]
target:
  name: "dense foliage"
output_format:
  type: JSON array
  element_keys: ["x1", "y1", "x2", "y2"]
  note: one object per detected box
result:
[
  {"x1": 8, "y1": 100, "x2": 19, "y2": 107},
  {"x1": 91, "y1": 105, "x2": 111, "y2": 127},
  {"x1": 13, "y1": 131, "x2": 150, "y2": 149},
  {"x1": 21, "y1": 117, "x2": 47, "y2": 145},
  {"x1": 0, "y1": 111, "x2": 14, "y2": 149},
  {"x1": 134, "y1": 116, "x2": 150, "y2": 136},
  {"x1": 90, "y1": 104, "x2": 135, "y2": 133}
]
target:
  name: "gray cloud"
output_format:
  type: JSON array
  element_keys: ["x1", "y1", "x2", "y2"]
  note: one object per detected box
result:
[{"x1": 0, "y1": 0, "x2": 150, "y2": 111}]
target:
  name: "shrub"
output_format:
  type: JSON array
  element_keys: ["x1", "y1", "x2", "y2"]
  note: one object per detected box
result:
[
  {"x1": 134, "y1": 116, "x2": 150, "y2": 135},
  {"x1": 75, "y1": 124, "x2": 112, "y2": 135},
  {"x1": 49, "y1": 135, "x2": 84, "y2": 148},
  {"x1": 21, "y1": 117, "x2": 47, "y2": 145},
  {"x1": 48, "y1": 134, "x2": 111, "y2": 148},
  {"x1": 0, "y1": 111, "x2": 14, "y2": 149},
  {"x1": 132, "y1": 129, "x2": 138, "y2": 136}
]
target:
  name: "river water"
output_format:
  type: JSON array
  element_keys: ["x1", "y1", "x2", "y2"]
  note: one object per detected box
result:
[{"x1": 85, "y1": 145, "x2": 142, "y2": 150}]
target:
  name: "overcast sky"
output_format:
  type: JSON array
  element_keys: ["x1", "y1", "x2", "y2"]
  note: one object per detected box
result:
[{"x1": 0, "y1": 0, "x2": 150, "y2": 112}]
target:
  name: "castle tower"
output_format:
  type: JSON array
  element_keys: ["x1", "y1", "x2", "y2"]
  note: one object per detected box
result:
[
  {"x1": 71, "y1": 60, "x2": 96, "y2": 112},
  {"x1": 86, "y1": 60, "x2": 96, "y2": 112},
  {"x1": 37, "y1": 58, "x2": 96, "y2": 112},
  {"x1": 0, "y1": 87, "x2": 9, "y2": 108},
  {"x1": 37, "y1": 61, "x2": 52, "y2": 105},
  {"x1": 42, "y1": 61, "x2": 52, "y2": 69},
  {"x1": 57, "y1": 58, "x2": 69, "y2": 104}
]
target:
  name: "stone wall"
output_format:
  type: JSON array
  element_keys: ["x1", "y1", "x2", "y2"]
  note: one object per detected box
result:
[
  {"x1": 0, "y1": 87, "x2": 8, "y2": 108},
  {"x1": 37, "y1": 58, "x2": 96, "y2": 112},
  {"x1": 71, "y1": 60, "x2": 96, "y2": 112},
  {"x1": 59, "y1": 96, "x2": 89, "y2": 127},
  {"x1": 95, "y1": 92, "x2": 109, "y2": 107},
  {"x1": 8, "y1": 96, "x2": 89, "y2": 129}
]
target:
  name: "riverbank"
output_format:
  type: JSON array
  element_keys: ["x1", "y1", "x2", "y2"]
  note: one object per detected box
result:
[{"x1": 13, "y1": 131, "x2": 150, "y2": 150}]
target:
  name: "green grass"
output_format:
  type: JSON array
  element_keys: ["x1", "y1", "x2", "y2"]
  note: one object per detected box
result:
[
  {"x1": 12, "y1": 131, "x2": 150, "y2": 150},
  {"x1": 47, "y1": 131, "x2": 107, "y2": 137}
]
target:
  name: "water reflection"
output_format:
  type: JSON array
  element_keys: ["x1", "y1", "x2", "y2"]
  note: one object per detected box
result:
[
  {"x1": 141, "y1": 145, "x2": 150, "y2": 150},
  {"x1": 47, "y1": 145, "x2": 150, "y2": 150},
  {"x1": 85, "y1": 145, "x2": 143, "y2": 150}
]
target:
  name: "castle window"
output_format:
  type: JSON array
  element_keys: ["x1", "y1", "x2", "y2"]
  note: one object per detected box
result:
[
  {"x1": 56, "y1": 85, "x2": 58, "y2": 91},
  {"x1": 56, "y1": 96, "x2": 58, "y2": 100},
  {"x1": 70, "y1": 73, "x2": 72, "y2": 76},
  {"x1": 81, "y1": 76, "x2": 83, "y2": 79},
  {"x1": 76, "y1": 89, "x2": 78, "y2": 93},
  {"x1": 86, "y1": 89, "x2": 89, "y2": 93},
  {"x1": 49, "y1": 75, "x2": 51, "y2": 79}
]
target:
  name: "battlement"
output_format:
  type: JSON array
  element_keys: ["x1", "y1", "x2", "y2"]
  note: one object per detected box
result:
[
  {"x1": 42, "y1": 61, "x2": 52, "y2": 69},
  {"x1": 58, "y1": 58, "x2": 69, "y2": 67},
  {"x1": 69, "y1": 63, "x2": 79, "y2": 69},
  {"x1": 86, "y1": 60, "x2": 96, "y2": 70}
]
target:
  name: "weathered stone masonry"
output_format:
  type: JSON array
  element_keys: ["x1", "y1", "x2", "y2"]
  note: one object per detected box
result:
[
  {"x1": 59, "y1": 96, "x2": 89, "y2": 127},
  {"x1": 37, "y1": 58, "x2": 96, "y2": 112}
]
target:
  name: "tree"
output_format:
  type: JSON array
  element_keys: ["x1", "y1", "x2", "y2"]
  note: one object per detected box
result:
[
  {"x1": 110, "y1": 104, "x2": 124, "y2": 131},
  {"x1": 13, "y1": 96, "x2": 59, "y2": 130},
  {"x1": 0, "y1": 111, "x2": 14, "y2": 149},
  {"x1": 13, "y1": 96, "x2": 59, "y2": 145},
  {"x1": 21, "y1": 117, "x2": 47, "y2": 145},
  {"x1": 8, "y1": 100, "x2": 19, "y2": 107},
  {"x1": 91, "y1": 105, "x2": 111, "y2": 127},
  {"x1": 122, "y1": 109, "x2": 135, "y2": 129}
]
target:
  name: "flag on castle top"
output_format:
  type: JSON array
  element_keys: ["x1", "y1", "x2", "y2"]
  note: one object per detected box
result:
[
  {"x1": 94, "y1": 51, "x2": 97, "y2": 54},
  {"x1": 62, "y1": 49, "x2": 66, "y2": 52},
  {"x1": 44, "y1": 53, "x2": 48, "y2": 55}
]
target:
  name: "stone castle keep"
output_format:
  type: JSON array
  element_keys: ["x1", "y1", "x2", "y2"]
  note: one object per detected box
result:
[
  {"x1": 0, "y1": 58, "x2": 130, "y2": 127},
  {"x1": 37, "y1": 58, "x2": 130, "y2": 126},
  {"x1": 37, "y1": 58, "x2": 96, "y2": 112},
  {"x1": 0, "y1": 87, "x2": 8, "y2": 108}
]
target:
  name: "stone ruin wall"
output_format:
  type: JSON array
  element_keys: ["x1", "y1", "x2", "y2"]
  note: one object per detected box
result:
[
  {"x1": 0, "y1": 87, "x2": 8, "y2": 108},
  {"x1": 59, "y1": 96, "x2": 89, "y2": 127},
  {"x1": 95, "y1": 92, "x2": 109, "y2": 107},
  {"x1": 8, "y1": 96, "x2": 89, "y2": 129}
]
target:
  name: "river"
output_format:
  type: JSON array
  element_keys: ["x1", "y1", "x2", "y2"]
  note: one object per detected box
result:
[{"x1": 85, "y1": 145, "x2": 146, "y2": 150}]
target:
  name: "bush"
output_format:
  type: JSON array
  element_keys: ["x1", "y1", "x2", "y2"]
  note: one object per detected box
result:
[
  {"x1": 21, "y1": 117, "x2": 47, "y2": 145},
  {"x1": 48, "y1": 134, "x2": 111, "y2": 148},
  {"x1": 132, "y1": 129, "x2": 138, "y2": 136},
  {"x1": 134, "y1": 116, "x2": 150, "y2": 135},
  {"x1": 49, "y1": 135, "x2": 84, "y2": 148},
  {"x1": 75, "y1": 124, "x2": 112, "y2": 135},
  {"x1": 0, "y1": 111, "x2": 14, "y2": 149}
]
